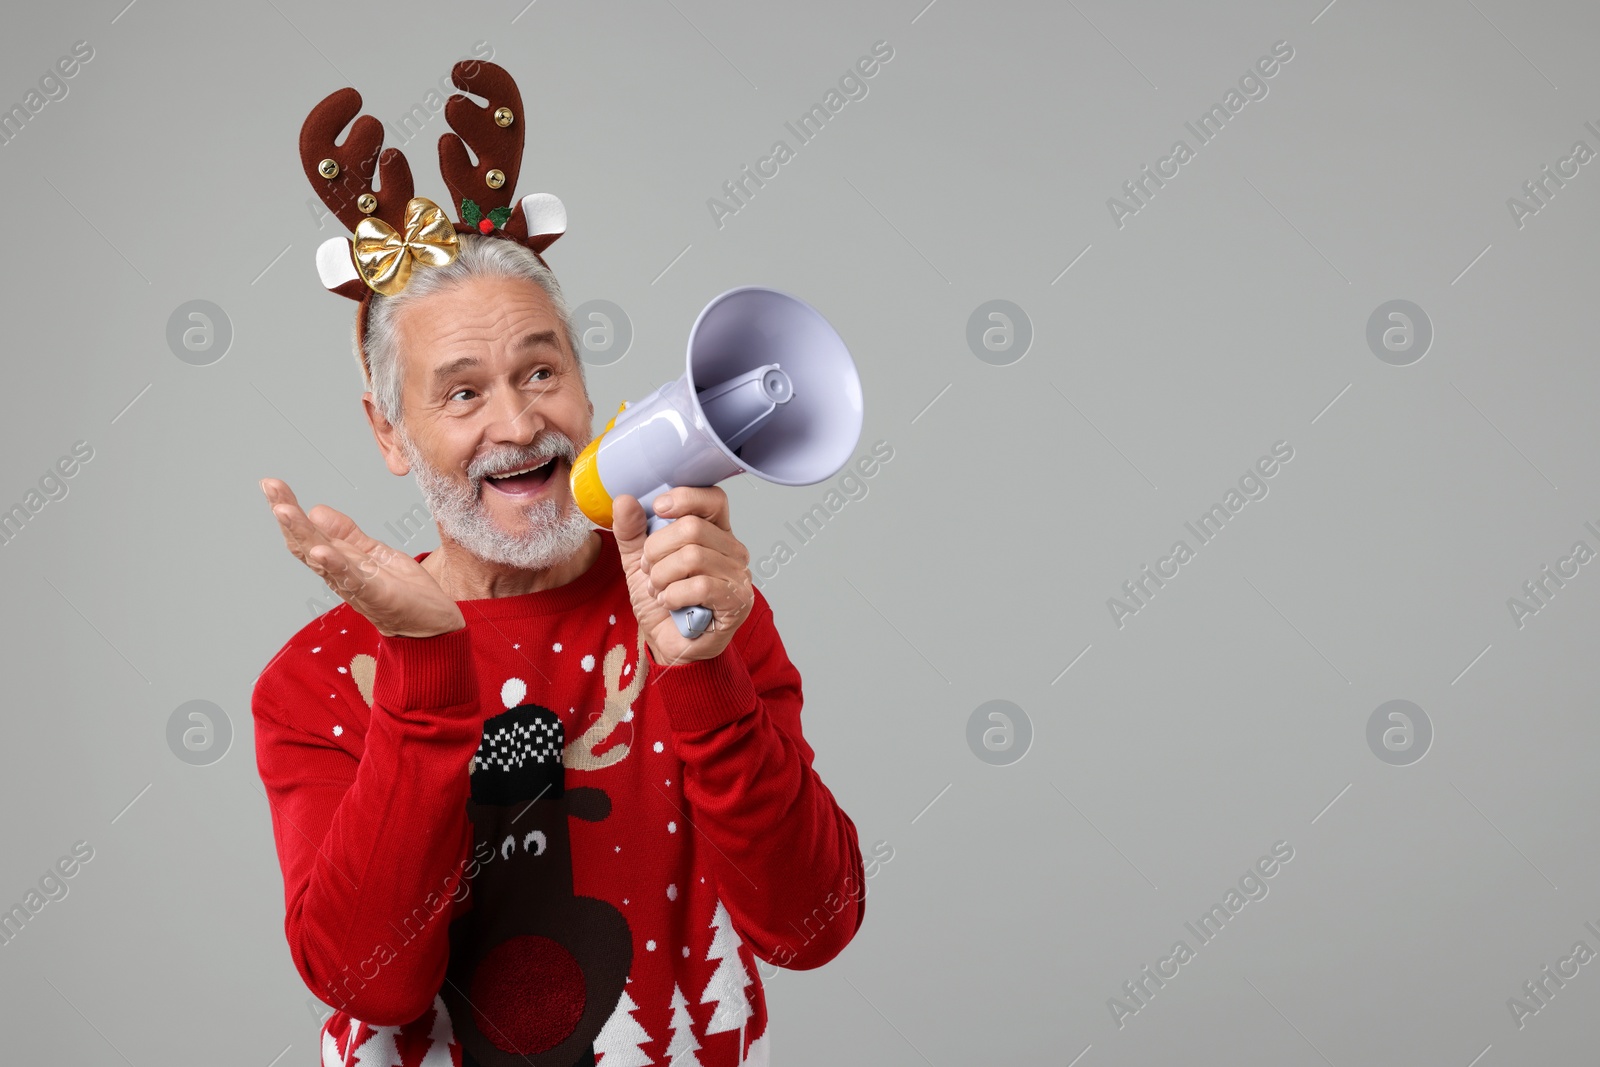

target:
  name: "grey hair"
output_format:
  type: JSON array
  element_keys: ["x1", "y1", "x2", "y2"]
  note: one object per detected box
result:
[{"x1": 358, "y1": 233, "x2": 585, "y2": 426}]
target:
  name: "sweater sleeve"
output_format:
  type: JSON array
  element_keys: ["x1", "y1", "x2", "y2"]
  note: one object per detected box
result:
[
  {"x1": 646, "y1": 589, "x2": 866, "y2": 969},
  {"x1": 251, "y1": 626, "x2": 482, "y2": 1025}
]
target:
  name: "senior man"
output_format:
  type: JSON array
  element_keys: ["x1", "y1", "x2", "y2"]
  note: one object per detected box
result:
[{"x1": 253, "y1": 220, "x2": 866, "y2": 1066}]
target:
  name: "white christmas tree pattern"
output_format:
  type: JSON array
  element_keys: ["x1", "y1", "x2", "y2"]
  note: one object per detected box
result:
[
  {"x1": 417, "y1": 997, "x2": 457, "y2": 1066},
  {"x1": 351, "y1": 1023, "x2": 403, "y2": 1067},
  {"x1": 700, "y1": 898, "x2": 754, "y2": 1039},
  {"x1": 665, "y1": 982, "x2": 706, "y2": 1066},
  {"x1": 594, "y1": 981, "x2": 654, "y2": 1066},
  {"x1": 321, "y1": 1027, "x2": 342, "y2": 1067}
]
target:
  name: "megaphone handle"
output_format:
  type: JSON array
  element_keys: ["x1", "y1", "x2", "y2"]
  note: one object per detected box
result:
[{"x1": 645, "y1": 512, "x2": 714, "y2": 640}]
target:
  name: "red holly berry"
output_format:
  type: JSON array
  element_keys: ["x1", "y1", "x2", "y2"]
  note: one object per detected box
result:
[{"x1": 478, "y1": 218, "x2": 495, "y2": 234}]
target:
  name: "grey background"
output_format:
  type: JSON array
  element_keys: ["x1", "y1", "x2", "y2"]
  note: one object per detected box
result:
[{"x1": 1, "y1": 0, "x2": 1597, "y2": 1063}]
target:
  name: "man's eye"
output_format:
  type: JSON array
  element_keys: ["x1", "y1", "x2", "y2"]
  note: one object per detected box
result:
[{"x1": 447, "y1": 371, "x2": 548, "y2": 401}]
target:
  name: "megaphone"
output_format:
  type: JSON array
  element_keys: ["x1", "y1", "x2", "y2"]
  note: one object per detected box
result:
[{"x1": 570, "y1": 286, "x2": 864, "y2": 639}]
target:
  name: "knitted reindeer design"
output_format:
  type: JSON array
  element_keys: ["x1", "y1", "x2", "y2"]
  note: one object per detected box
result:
[
  {"x1": 443, "y1": 631, "x2": 649, "y2": 1066},
  {"x1": 443, "y1": 709, "x2": 628, "y2": 1066},
  {"x1": 344, "y1": 629, "x2": 650, "y2": 1066}
]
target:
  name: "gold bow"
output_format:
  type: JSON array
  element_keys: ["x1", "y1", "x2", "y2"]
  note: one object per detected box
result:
[{"x1": 351, "y1": 197, "x2": 460, "y2": 296}]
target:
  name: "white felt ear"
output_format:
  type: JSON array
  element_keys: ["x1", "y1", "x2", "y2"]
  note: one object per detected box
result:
[
  {"x1": 518, "y1": 193, "x2": 568, "y2": 241},
  {"x1": 316, "y1": 237, "x2": 360, "y2": 292}
]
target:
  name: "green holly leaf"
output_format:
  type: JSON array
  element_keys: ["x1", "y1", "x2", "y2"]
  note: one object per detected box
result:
[
  {"x1": 488, "y1": 206, "x2": 513, "y2": 229},
  {"x1": 460, "y1": 198, "x2": 482, "y2": 226}
]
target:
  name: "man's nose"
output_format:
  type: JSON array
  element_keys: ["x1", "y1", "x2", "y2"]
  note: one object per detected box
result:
[{"x1": 484, "y1": 380, "x2": 547, "y2": 445}]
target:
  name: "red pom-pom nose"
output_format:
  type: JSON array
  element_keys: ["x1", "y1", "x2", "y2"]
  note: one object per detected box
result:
[
  {"x1": 469, "y1": 934, "x2": 586, "y2": 1053},
  {"x1": 478, "y1": 218, "x2": 495, "y2": 234}
]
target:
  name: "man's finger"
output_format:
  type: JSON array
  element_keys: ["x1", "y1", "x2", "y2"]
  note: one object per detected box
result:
[
  {"x1": 307, "y1": 503, "x2": 386, "y2": 557},
  {"x1": 654, "y1": 486, "x2": 730, "y2": 531},
  {"x1": 260, "y1": 477, "x2": 304, "y2": 513},
  {"x1": 277, "y1": 502, "x2": 370, "y2": 585},
  {"x1": 310, "y1": 539, "x2": 376, "y2": 601},
  {"x1": 644, "y1": 539, "x2": 745, "y2": 591},
  {"x1": 264, "y1": 480, "x2": 324, "y2": 561},
  {"x1": 273, "y1": 502, "x2": 328, "y2": 564},
  {"x1": 612, "y1": 495, "x2": 648, "y2": 564},
  {"x1": 657, "y1": 573, "x2": 744, "y2": 616},
  {"x1": 641, "y1": 515, "x2": 743, "y2": 573}
]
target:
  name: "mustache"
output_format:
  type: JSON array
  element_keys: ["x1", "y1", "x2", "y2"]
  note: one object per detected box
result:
[{"x1": 460, "y1": 432, "x2": 582, "y2": 486}]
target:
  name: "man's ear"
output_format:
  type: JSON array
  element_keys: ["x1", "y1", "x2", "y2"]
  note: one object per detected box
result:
[{"x1": 362, "y1": 392, "x2": 411, "y2": 477}]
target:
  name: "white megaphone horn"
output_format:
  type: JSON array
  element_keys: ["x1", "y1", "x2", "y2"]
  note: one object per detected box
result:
[{"x1": 570, "y1": 286, "x2": 865, "y2": 640}]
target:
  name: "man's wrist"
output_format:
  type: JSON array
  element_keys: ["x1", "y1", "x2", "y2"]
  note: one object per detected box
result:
[
  {"x1": 646, "y1": 639, "x2": 759, "y2": 733},
  {"x1": 372, "y1": 627, "x2": 475, "y2": 711},
  {"x1": 645, "y1": 640, "x2": 713, "y2": 669},
  {"x1": 377, "y1": 624, "x2": 467, "y2": 639}
]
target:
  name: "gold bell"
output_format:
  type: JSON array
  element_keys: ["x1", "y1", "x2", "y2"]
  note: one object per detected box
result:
[
  {"x1": 494, "y1": 107, "x2": 514, "y2": 128},
  {"x1": 318, "y1": 158, "x2": 340, "y2": 179},
  {"x1": 485, "y1": 169, "x2": 506, "y2": 190},
  {"x1": 356, "y1": 193, "x2": 378, "y2": 215}
]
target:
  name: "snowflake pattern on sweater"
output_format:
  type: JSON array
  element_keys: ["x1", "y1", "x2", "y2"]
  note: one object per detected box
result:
[{"x1": 254, "y1": 529, "x2": 863, "y2": 1066}]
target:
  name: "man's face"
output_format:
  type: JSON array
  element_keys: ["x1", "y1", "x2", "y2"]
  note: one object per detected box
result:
[{"x1": 379, "y1": 271, "x2": 597, "y2": 569}]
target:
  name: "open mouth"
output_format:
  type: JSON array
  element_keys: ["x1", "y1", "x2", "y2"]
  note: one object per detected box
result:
[{"x1": 482, "y1": 456, "x2": 561, "y2": 498}]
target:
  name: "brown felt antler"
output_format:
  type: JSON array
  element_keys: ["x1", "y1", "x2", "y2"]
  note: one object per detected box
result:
[
  {"x1": 299, "y1": 63, "x2": 568, "y2": 309},
  {"x1": 438, "y1": 61, "x2": 526, "y2": 233},
  {"x1": 299, "y1": 87, "x2": 415, "y2": 233}
]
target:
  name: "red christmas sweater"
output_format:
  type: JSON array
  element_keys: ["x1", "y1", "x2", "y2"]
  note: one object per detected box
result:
[{"x1": 251, "y1": 528, "x2": 865, "y2": 1066}]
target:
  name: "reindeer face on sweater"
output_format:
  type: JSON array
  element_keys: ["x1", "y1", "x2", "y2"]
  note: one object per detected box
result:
[{"x1": 441, "y1": 701, "x2": 633, "y2": 1066}]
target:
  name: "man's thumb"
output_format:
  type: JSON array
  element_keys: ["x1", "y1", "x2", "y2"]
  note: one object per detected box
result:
[{"x1": 612, "y1": 495, "x2": 647, "y2": 562}]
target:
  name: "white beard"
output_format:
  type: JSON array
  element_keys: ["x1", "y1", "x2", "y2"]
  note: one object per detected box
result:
[{"x1": 396, "y1": 427, "x2": 596, "y2": 572}]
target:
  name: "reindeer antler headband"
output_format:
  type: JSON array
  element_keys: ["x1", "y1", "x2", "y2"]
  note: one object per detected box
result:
[{"x1": 299, "y1": 61, "x2": 567, "y2": 382}]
